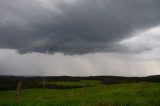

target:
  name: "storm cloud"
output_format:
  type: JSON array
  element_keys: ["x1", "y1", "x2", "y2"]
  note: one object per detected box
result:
[{"x1": 1, "y1": 0, "x2": 160, "y2": 54}]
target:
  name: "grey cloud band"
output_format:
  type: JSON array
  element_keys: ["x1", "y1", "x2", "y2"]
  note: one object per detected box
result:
[{"x1": 0, "y1": 0, "x2": 160, "y2": 54}]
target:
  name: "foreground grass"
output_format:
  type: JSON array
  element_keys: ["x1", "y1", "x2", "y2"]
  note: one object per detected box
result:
[{"x1": 0, "y1": 82, "x2": 160, "y2": 106}]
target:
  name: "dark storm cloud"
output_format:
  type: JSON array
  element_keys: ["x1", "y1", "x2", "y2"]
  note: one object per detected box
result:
[{"x1": 1, "y1": 0, "x2": 160, "y2": 54}]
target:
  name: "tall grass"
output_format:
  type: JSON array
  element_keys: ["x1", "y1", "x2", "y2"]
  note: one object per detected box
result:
[{"x1": 0, "y1": 82, "x2": 159, "y2": 106}]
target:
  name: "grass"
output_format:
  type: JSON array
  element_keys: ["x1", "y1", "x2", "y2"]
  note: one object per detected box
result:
[
  {"x1": 42, "y1": 80, "x2": 102, "y2": 87},
  {"x1": 0, "y1": 81, "x2": 160, "y2": 106}
]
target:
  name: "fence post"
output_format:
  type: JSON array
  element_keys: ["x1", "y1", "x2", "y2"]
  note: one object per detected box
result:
[{"x1": 16, "y1": 81, "x2": 22, "y2": 103}]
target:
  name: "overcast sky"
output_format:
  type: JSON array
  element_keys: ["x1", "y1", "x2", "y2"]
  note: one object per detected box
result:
[{"x1": 0, "y1": 0, "x2": 160, "y2": 76}]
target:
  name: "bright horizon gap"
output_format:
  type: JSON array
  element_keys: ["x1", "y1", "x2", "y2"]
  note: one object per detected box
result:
[{"x1": 0, "y1": 49, "x2": 160, "y2": 76}]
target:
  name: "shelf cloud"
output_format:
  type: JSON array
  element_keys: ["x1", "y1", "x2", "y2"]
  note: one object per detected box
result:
[{"x1": 1, "y1": 0, "x2": 160, "y2": 54}]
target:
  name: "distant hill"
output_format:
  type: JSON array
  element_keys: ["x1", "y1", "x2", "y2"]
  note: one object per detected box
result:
[{"x1": 0, "y1": 75, "x2": 160, "y2": 90}]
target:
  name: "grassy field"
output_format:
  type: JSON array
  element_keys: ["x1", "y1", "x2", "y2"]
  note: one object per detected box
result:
[{"x1": 0, "y1": 81, "x2": 160, "y2": 106}]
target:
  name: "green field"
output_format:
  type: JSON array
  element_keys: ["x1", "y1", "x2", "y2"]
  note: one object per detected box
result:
[{"x1": 0, "y1": 81, "x2": 160, "y2": 106}]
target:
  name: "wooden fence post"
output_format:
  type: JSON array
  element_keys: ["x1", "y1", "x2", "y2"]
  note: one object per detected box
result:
[{"x1": 16, "y1": 81, "x2": 22, "y2": 103}]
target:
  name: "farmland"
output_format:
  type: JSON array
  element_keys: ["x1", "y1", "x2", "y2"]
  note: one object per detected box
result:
[
  {"x1": 0, "y1": 76, "x2": 160, "y2": 106},
  {"x1": 0, "y1": 80, "x2": 160, "y2": 105}
]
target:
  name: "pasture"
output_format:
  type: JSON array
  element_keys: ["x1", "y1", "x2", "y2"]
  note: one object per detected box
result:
[{"x1": 0, "y1": 81, "x2": 160, "y2": 106}]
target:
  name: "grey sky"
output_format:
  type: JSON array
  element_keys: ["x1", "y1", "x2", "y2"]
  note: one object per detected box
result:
[
  {"x1": 0, "y1": 0, "x2": 160, "y2": 76},
  {"x1": 0, "y1": 49, "x2": 160, "y2": 76}
]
